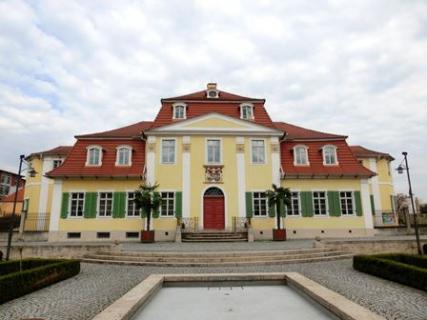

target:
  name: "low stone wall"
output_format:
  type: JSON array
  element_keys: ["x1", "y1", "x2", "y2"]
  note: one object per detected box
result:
[
  {"x1": 314, "y1": 237, "x2": 427, "y2": 255},
  {"x1": 0, "y1": 242, "x2": 121, "y2": 260}
]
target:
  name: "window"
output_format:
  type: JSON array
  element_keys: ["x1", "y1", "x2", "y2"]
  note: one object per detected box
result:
[
  {"x1": 340, "y1": 191, "x2": 354, "y2": 215},
  {"x1": 240, "y1": 104, "x2": 254, "y2": 120},
  {"x1": 207, "y1": 90, "x2": 219, "y2": 98},
  {"x1": 127, "y1": 192, "x2": 140, "y2": 216},
  {"x1": 53, "y1": 160, "x2": 62, "y2": 169},
  {"x1": 173, "y1": 103, "x2": 186, "y2": 119},
  {"x1": 126, "y1": 232, "x2": 139, "y2": 238},
  {"x1": 70, "y1": 192, "x2": 84, "y2": 217},
  {"x1": 67, "y1": 232, "x2": 81, "y2": 239},
  {"x1": 207, "y1": 139, "x2": 221, "y2": 164},
  {"x1": 0, "y1": 174, "x2": 11, "y2": 196},
  {"x1": 97, "y1": 232, "x2": 110, "y2": 239},
  {"x1": 86, "y1": 146, "x2": 102, "y2": 166},
  {"x1": 116, "y1": 146, "x2": 132, "y2": 166},
  {"x1": 161, "y1": 139, "x2": 176, "y2": 163},
  {"x1": 98, "y1": 192, "x2": 113, "y2": 217},
  {"x1": 288, "y1": 192, "x2": 300, "y2": 216},
  {"x1": 323, "y1": 145, "x2": 338, "y2": 165},
  {"x1": 160, "y1": 192, "x2": 175, "y2": 216},
  {"x1": 313, "y1": 191, "x2": 327, "y2": 216},
  {"x1": 251, "y1": 140, "x2": 265, "y2": 164},
  {"x1": 1, "y1": 174, "x2": 11, "y2": 185},
  {"x1": 294, "y1": 146, "x2": 309, "y2": 165},
  {"x1": 253, "y1": 192, "x2": 268, "y2": 216}
]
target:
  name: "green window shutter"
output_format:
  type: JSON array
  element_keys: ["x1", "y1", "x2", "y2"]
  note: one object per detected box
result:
[
  {"x1": 301, "y1": 192, "x2": 313, "y2": 217},
  {"x1": 175, "y1": 192, "x2": 182, "y2": 218},
  {"x1": 152, "y1": 206, "x2": 160, "y2": 218},
  {"x1": 354, "y1": 191, "x2": 363, "y2": 216},
  {"x1": 245, "y1": 192, "x2": 253, "y2": 218},
  {"x1": 84, "y1": 193, "x2": 97, "y2": 219},
  {"x1": 113, "y1": 192, "x2": 126, "y2": 218},
  {"x1": 60, "y1": 193, "x2": 69, "y2": 219},
  {"x1": 370, "y1": 195, "x2": 376, "y2": 214},
  {"x1": 22, "y1": 198, "x2": 29, "y2": 213},
  {"x1": 328, "y1": 191, "x2": 341, "y2": 217},
  {"x1": 390, "y1": 195, "x2": 396, "y2": 213}
]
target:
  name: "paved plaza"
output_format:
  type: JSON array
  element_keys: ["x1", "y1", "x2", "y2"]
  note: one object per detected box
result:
[{"x1": 0, "y1": 258, "x2": 426, "y2": 320}]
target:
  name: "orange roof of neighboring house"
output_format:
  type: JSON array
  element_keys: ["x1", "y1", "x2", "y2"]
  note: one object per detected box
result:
[
  {"x1": 27, "y1": 146, "x2": 73, "y2": 160},
  {"x1": 76, "y1": 121, "x2": 153, "y2": 139},
  {"x1": 0, "y1": 188, "x2": 24, "y2": 202},
  {"x1": 274, "y1": 122, "x2": 346, "y2": 140},
  {"x1": 350, "y1": 145, "x2": 394, "y2": 161}
]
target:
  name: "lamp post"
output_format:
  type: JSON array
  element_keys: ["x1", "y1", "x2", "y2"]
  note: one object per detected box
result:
[
  {"x1": 396, "y1": 152, "x2": 422, "y2": 255},
  {"x1": 5, "y1": 155, "x2": 37, "y2": 261}
]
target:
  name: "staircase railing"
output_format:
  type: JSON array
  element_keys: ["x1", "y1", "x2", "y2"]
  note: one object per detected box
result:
[
  {"x1": 232, "y1": 217, "x2": 249, "y2": 232},
  {"x1": 180, "y1": 217, "x2": 199, "y2": 232}
]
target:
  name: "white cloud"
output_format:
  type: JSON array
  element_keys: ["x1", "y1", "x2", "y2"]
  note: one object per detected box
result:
[{"x1": 0, "y1": 0, "x2": 426, "y2": 200}]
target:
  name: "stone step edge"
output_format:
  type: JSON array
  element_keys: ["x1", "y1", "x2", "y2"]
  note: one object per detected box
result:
[
  {"x1": 81, "y1": 254, "x2": 354, "y2": 267},
  {"x1": 83, "y1": 251, "x2": 348, "y2": 262},
  {"x1": 95, "y1": 248, "x2": 339, "y2": 257}
]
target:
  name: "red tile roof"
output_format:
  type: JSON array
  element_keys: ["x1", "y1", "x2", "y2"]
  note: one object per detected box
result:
[
  {"x1": 0, "y1": 188, "x2": 24, "y2": 202},
  {"x1": 47, "y1": 139, "x2": 146, "y2": 179},
  {"x1": 27, "y1": 146, "x2": 73, "y2": 160},
  {"x1": 274, "y1": 122, "x2": 346, "y2": 140},
  {"x1": 76, "y1": 121, "x2": 153, "y2": 139},
  {"x1": 350, "y1": 145, "x2": 394, "y2": 161},
  {"x1": 152, "y1": 101, "x2": 276, "y2": 129},
  {"x1": 281, "y1": 140, "x2": 375, "y2": 178},
  {"x1": 161, "y1": 89, "x2": 264, "y2": 102}
]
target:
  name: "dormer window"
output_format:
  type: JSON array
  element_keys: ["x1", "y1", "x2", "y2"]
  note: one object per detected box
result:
[
  {"x1": 294, "y1": 145, "x2": 309, "y2": 165},
  {"x1": 240, "y1": 103, "x2": 254, "y2": 120},
  {"x1": 206, "y1": 82, "x2": 219, "y2": 98},
  {"x1": 116, "y1": 145, "x2": 132, "y2": 166},
  {"x1": 86, "y1": 145, "x2": 102, "y2": 166},
  {"x1": 323, "y1": 145, "x2": 338, "y2": 165},
  {"x1": 172, "y1": 103, "x2": 186, "y2": 119}
]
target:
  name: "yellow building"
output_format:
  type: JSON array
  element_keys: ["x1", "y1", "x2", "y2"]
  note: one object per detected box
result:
[{"x1": 24, "y1": 84, "x2": 397, "y2": 242}]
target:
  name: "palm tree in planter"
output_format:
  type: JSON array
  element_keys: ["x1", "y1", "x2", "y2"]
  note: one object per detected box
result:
[
  {"x1": 134, "y1": 183, "x2": 162, "y2": 243},
  {"x1": 266, "y1": 184, "x2": 291, "y2": 241}
]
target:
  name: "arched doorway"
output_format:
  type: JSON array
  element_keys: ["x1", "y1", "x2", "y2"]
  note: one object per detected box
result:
[{"x1": 203, "y1": 187, "x2": 225, "y2": 230}]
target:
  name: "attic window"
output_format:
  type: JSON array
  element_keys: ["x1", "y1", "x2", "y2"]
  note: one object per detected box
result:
[
  {"x1": 240, "y1": 103, "x2": 254, "y2": 120},
  {"x1": 86, "y1": 145, "x2": 102, "y2": 166},
  {"x1": 172, "y1": 103, "x2": 186, "y2": 119},
  {"x1": 322, "y1": 145, "x2": 338, "y2": 165},
  {"x1": 206, "y1": 83, "x2": 219, "y2": 98}
]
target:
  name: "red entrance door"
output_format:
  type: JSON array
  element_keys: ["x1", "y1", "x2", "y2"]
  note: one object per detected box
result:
[{"x1": 203, "y1": 196, "x2": 225, "y2": 230}]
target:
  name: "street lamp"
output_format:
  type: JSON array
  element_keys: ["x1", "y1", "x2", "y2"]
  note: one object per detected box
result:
[
  {"x1": 396, "y1": 152, "x2": 422, "y2": 255},
  {"x1": 5, "y1": 155, "x2": 37, "y2": 261}
]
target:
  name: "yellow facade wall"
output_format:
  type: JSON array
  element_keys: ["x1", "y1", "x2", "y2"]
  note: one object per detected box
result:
[
  {"x1": 245, "y1": 138, "x2": 273, "y2": 190},
  {"x1": 282, "y1": 178, "x2": 361, "y2": 191}
]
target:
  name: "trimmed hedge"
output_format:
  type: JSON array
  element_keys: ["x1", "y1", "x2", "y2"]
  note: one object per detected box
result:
[
  {"x1": 0, "y1": 259, "x2": 80, "y2": 304},
  {"x1": 353, "y1": 254, "x2": 427, "y2": 292}
]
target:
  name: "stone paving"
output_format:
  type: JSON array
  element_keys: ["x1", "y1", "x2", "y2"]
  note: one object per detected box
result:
[{"x1": 0, "y1": 259, "x2": 426, "y2": 320}]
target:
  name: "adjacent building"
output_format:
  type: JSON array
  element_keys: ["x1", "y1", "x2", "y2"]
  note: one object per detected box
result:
[{"x1": 23, "y1": 84, "x2": 396, "y2": 241}]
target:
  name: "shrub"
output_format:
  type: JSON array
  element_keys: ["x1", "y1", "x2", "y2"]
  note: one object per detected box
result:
[
  {"x1": 0, "y1": 259, "x2": 80, "y2": 304},
  {"x1": 353, "y1": 254, "x2": 427, "y2": 292}
]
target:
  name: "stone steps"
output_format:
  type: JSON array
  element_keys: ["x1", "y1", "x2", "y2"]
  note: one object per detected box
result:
[
  {"x1": 81, "y1": 248, "x2": 352, "y2": 266},
  {"x1": 182, "y1": 231, "x2": 248, "y2": 242}
]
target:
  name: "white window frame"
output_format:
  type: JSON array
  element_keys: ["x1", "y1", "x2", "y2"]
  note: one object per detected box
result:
[
  {"x1": 250, "y1": 139, "x2": 266, "y2": 164},
  {"x1": 69, "y1": 192, "x2": 85, "y2": 218},
  {"x1": 126, "y1": 191, "x2": 140, "y2": 217},
  {"x1": 161, "y1": 138, "x2": 177, "y2": 164},
  {"x1": 339, "y1": 190, "x2": 355, "y2": 215},
  {"x1": 312, "y1": 190, "x2": 328, "y2": 216},
  {"x1": 207, "y1": 89, "x2": 219, "y2": 98},
  {"x1": 287, "y1": 191, "x2": 301, "y2": 216},
  {"x1": 97, "y1": 191, "x2": 113, "y2": 218},
  {"x1": 252, "y1": 191, "x2": 268, "y2": 217},
  {"x1": 160, "y1": 191, "x2": 175, "y2": 217},
  {"x1": 322, "y1": 145, "x2": 338, "y2": 166},
  {"x1": 240, "y1": 103, "x2": 254, "y2": 120},
  {"x1": 86, "y1": 145, "x2": 102, "y2": 166},
  {"x1": 172, "y1": 103, "x2": 187, "y2": 120},
  {"x1": 293, "y1": 145, "x2": 310, "y2": 166},
  {"x1": 115, "y1": 145, "x2": 132, "y2": 166},
  {"x1": 205, "y1": 138, "x2": 222, "y2": 165},
  {"x1": 52, "y1": 159, "x2": 63, "y2": 169}
]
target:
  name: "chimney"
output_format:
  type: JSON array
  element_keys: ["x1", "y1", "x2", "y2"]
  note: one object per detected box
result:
[{"x1": 207, "y1": 83, "x2": 217, "y2": 90}]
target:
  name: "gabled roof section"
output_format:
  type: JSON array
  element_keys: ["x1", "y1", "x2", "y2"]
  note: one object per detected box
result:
[
  {"x1": 350, "y1": 145, "x2": 394, "y2": 161},
  {"x1": 76, "y1": 121, "x2": 153, "y2": 139},
  {"x1": 147, "y1": 112, "x2": 283, "y2": 136},
  {"x1": 274, "y1": 122, "x2": 347, "y2": 140},
  {"x1": 27, "y1": 146, "x2": 73, "y2": 160}
]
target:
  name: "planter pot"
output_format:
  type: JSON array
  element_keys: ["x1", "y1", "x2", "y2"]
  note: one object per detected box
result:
[
  {"x1": 141, "y1": 230, "x2": 155, "y2": 243},
  {"x1": 273, "y1": 229, "x2": 286, "y2": 241}
]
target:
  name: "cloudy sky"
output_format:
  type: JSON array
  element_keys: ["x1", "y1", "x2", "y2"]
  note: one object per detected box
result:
[{"x1": 0, "y1": 0, "x2": 426, "y2": 200}]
